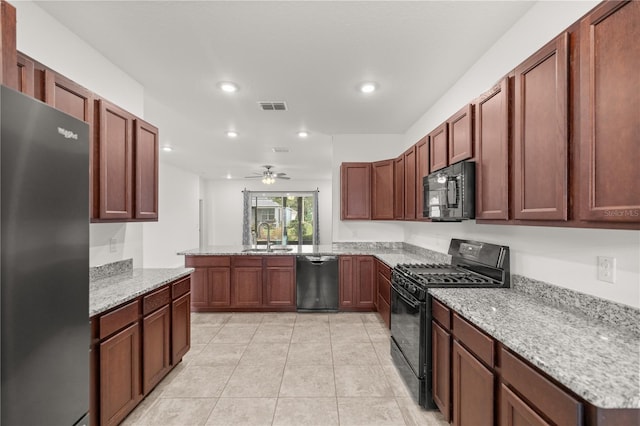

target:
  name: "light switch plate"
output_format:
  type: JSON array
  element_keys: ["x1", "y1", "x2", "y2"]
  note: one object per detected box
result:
[
  {"x1": 597, "y1": 256, "x2": 616, "y2": 283},
  {"x1": 109, "y1": 238, "x2": 117, "y2": 253}
]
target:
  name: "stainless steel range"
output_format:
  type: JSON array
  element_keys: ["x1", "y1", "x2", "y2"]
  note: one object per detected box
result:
[{"x1": 390, "y1": 239, "x2": 510, "y2": 409}]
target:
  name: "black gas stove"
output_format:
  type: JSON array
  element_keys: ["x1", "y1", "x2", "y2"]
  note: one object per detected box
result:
[{"x1": 390, "y1": 239, "x2": 510, "y2": 410}]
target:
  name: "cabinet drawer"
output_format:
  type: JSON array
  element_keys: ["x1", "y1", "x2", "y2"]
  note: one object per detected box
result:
[
  {"x1": 378, "y1": 273, "x2": 390, "y2": 305},
  {"x1": 99, "y1": 300, "x2": 139, "y2": 339},
  {"x1": 185, "y1": 256, "x2": 230, "y2": 268},
  {"x1": 432, "y1": 298, "x2": 451, "y2": 330},
  {"x1": 376, "y1": 260, "x2": 391, "y2": 279},
  {"x1": 233, "y1": 256, "x2": 263, "y2": 267},
  {"x1": 172, "y1": 276, "x2": 191, "y2": 299},
  {"x1": 501, "y1": 347, "x2": 582, "y2": 426},
  {"x1": 452, "y1": 313, "x2": 494, "y2": 367},
  {"x1": 143, "y1": 286, "x2": 171, "y2": 315},
  {"x1": 265, "y1": 256, "x2": 295, "y2": 267}
]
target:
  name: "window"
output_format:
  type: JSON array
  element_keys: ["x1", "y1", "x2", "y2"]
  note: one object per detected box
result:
[{"x1": 243, "y1": 191, "x2": 319, "y2": 246}]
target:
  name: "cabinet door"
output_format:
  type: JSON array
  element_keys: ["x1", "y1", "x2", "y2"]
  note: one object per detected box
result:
[
  {"x1": 394, "y1": 155, "x2": 405, "y2": 219},
  {"x1": 96, "y1": 99, "x2": 134, "y2": 220},
  {"x1": 0, "y1": 2, "x2": 17, "y2": 91},
  {"x1": 355, "y1": 256, "x2": 375, "y2": 308},
  {"x1": 371, "y1": 159, "x2": 395, "y2": 220},
  {"x1": 190, "y1": 268, "x2": 209, "y2": 309},
  {"x1": 448, "y1": 104, "x2": 474, "y2": 164},
  {"x1": 501, "y1": 384, "x2": 550, "y2": 426},
  {"x1": 404, "y1": 147, "x2": 417, "y2": 220},
  {"x1": 514, "y1": 33, "x2": 569, "y2": 221},
  {"x1": 16, "y1": 52, "x2": 34, "y2": 97},
  {"x1": 44, "y1": 70, "x2": 93, "y2": 123},
  {"x1": 265, "y1": 267, "x2": 295, "y2": 307},
  {"x1": 134, "y1": 119, "x2": 159, "y2": 220},
  {"x1": 475, "y1": 79, "x2": 510, "y2": 220},
  {"x1": 339, "y1": 256, "x2": 354, "y2": 308},
  {"x1": 415, "y1": 137, "x2": 429, "y2": 220},
  {"x1": 340, "y1": 162, "x2": 371, "y2": 220},
  {"x1": 209, "y1": 267, "x2": 231, "y2": 307},
  {"x1": 100, "y1": 323, "x2": 141, "y2": 426},
  {"x1": 232, "y1": 267, "x2": 263, "y2": 307},
  {"x1": 452, "y1": 340, "x2": 494, "y2": 426},
  {"x1": 579, "y1": 0, "x2": 640, "y2": 223},
  {"x1": 172, "y1": 293, "x2": 191, "y2": 363},
  {"x1": 433, "y1": 321, "x2": 451, "y2": 422},
  {"x1": 429, "y1": 123, "x2": 449, "y2": 172},
  {"x1": 142, "y1": 305, "x2": 171, "y2": 394}
]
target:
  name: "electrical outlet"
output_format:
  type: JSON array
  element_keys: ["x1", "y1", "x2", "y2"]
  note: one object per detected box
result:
[
  {"x1": 109, "y1": 238, "x2": 117, "y2": 253},
  {"x1": 597, "y1": 256, "x2": 616, "y2": 283}
]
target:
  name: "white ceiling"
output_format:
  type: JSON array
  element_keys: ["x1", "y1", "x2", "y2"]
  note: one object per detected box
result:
[{"x1": 34, "y1": 0, "x2": 535, "y2": 181}]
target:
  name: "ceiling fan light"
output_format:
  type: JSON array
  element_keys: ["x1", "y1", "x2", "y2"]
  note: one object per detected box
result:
[{"x1": 218, "y1": 81, "x2": 239, "y2": 93}]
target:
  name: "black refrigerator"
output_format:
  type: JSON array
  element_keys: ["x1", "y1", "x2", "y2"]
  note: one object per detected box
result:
[{"x1": 0, "y1": 85, "x2": 89, "y2": 425}]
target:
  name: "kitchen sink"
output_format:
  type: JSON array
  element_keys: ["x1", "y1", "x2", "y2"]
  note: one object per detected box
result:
[{"x1": 242, "y1": 247, "x2": 293, "y2": 253}]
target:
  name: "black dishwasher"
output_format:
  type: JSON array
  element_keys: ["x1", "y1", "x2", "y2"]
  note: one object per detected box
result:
[{"x1": 296, "y1": 255, "x2": 339, "y2": 311}]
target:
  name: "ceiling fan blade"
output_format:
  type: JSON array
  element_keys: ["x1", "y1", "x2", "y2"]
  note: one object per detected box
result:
[
  {"x1": 243, "y1": 175, "x2": 263, "y2": 179},
  {"x1": 273, "y1": 172, "x2": 287, "y2": 177},
  {"x1": 276, "y1": 176, "x2": 291, "y2": 180}
]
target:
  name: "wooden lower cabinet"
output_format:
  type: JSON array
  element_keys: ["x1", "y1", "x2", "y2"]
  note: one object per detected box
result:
[
  {"x1": 265, "y1": 256, "x2": 296, "y2": 307},
  {"x1": 501, "y1": 384, "x2": 550, "y2": 426},
  {"x1": 452, "y1": 340, "x2": 494, "y2": 426},
  {"x1": 232, "y1": 266, "x2": 263, "y2": 307},
  {"x1": 432, "y1": 321, "x2": 451, "y2": 422},
  {"x1": 142, "y1": 304, "x2": 171, "y2": 394},
  {"x1": 375, "y1": 259, "x2": 391, "y2": 328},
  {"x1": 91, "y1": 275, "x2": 191, "y2": 425},
  {"x1": 339, "y1": 255, "x2": 375, "y2": 310},
  {"x1": 99, "y1": 323, "x2": 142, "y2": 426}
]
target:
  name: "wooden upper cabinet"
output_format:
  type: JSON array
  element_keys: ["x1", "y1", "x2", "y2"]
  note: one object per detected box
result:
[
  {"x1": 394, "y1": 155, "x2": 405, "y2": 219},
  {"x1": 371, "y1": 159, "x2": 394, "y2": 220},
  {"x1": 0, "y1": 1, "x2": 18, "y2": 91},
  {"x1": 44, "y1": 70, "x2": 94, "y2": 124},
  {"x1": 475, "y1": 78, "x2": 510, "y2": 220},
  {"x1": 95, "y1": 99, "x2": 135, "y2": 220},
  {"x1": 448, "y1": 104, "x2": 474, "y2": 164},
  {"x1": 16, "y1": 52, "x2": 34, "y2": 97},
  {"x1": 134, "y1": 119, "x2": 159, "y2": 220},
  {"x1": 429, "y1": 123, "x2": 449, "y2": 172},
  {"x1": 415, "y1": 137, "x2": 429, "y2": 220},
  {"x1": 340, "y1": 162, "x2": 371, "y2": 220},
  {"x1": 514, "y1": 33, "x2": 569, "y2": 221},
  {"x1": 404, "y1": 146, "x2": 417, "y2": 220},
  {"x1": 579, "y1": 0, "x2": 640, "y2": 224}
]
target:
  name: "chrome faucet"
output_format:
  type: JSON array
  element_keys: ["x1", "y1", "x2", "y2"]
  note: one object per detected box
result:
[{"x1": 257, "y1": 222, "x2": 272, "y2": 251}]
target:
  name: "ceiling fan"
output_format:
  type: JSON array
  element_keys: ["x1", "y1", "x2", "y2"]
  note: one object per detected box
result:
[{"x1": 244, "y1": 165, "x2": 290, "y2": 184}]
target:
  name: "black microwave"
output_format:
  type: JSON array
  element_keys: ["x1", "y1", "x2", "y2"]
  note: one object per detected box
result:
[{"x1": 423, "y1": 161, "x2": 475, "y2": 221}]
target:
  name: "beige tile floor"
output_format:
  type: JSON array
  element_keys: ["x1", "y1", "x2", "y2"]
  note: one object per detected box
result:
[{"x1": 122, "y1": 312, "x2": 449, "y2": 426}]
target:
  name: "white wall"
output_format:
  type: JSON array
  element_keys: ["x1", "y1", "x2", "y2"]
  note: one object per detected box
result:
[
  {"x1": 332, "y1": 134, "x2": 406, "y2": 242},
  {"x1": 398, "y1": 0, "x2": 640, "y2": 308},
  {"x1": 204, "y1": 178, "x2": 332, "y2": 246},
  {"x1": 142, "y1": 163, "x2": 200, "y2": 267}
]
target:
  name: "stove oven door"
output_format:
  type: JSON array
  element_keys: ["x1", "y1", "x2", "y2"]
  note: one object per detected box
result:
[{"x1": 390, "y1": 284, "x2": 425, "y2": 377}]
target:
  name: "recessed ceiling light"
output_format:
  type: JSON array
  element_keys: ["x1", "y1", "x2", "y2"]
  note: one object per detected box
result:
[
  {"x1": 218, "y1": 81, "x2": 239, "y2": 93},
  {"x1": 359, "y1": 82, "x2": 378, "y2": 94},
  {"x1": 226, "y1": 131, "x2": 238, "y2": 138},
  {"x1": 297, "y1": 131, "x2": 309, "y2": 138},
  {"x1": 226, "y1": 173, "x2": 232, "y2": 179},
  {"x1": 162, "y1": 146, "x2": 173, "y2": 152}
]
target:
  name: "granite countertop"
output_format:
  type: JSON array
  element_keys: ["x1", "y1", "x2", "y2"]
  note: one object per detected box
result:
[
  {"x1": 90, "y1": 268, "x2": 193, "y2": 317},
  {"x1": 429, "y1": 288, "x2": 640, "y2": 409},
  {"x1": 178, "y1": 245, "x2": 429, "y2": 268}
]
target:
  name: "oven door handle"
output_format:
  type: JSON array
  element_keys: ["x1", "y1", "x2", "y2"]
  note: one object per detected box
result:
[{"x1": 392, "y1": 285, "x2": 421, "y2": 309}]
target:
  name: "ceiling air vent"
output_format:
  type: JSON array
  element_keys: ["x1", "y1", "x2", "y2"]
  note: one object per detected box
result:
[
  {"x1": 272, "y1": 147, "x2": 290, "y2": 153},
  {"x1": 258, "y1": 101, "x2": 288, "y2": 111}
]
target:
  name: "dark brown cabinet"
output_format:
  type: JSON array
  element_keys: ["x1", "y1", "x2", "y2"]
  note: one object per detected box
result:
[
  {"x1": 16, "y1": 52, "x2": 34, "y2": 97},
  {"x1": 375, "y1": 259, "x2": 391, "y2": 329},
  {"x1": 394, "y1": 155, "x2": 405, "y2": 219},
  {"x1": 340, "y1": 162, "x2": 371, "y2": 220},
  {"x1": 513, "y1": 33, "x2": 569, "y2": 221},
  {"x1": 91, "y1": 276, "x2": 191, "y2": 426},
  {"x1": 404, "y1": 146, "x2": 417, "y2": 220},
  {"x1": 264, "y1": 256, "x2": 296, "y2": 307},
  {"x1": 44, "y1": 70, "x2": 94, "y2": 123},
  {"x1": 0, "y1": 1, "x2": 17, "y2": 91},
  {"x1": 432, "y1": 298, "x2": 452, "y2": 422},
  {"x1": 501, "y1": 384, "x2": 550, "y2": 426},
  {"x1": 429, "y1": 123, "x2": 449, "y2": 172},
  {"x1": 134, "y1": 119, "x2": 159, "y2": 220},
  {"x1": 448, "y1": 104, "x2": 474, "y2": 165},
  {"x1": 578, "y1": 0, "x2": 640, "y2": 224},
  {"x1": 475, "y1": 78, "x2": 510, "y2": 220},
  {"x1": 339, "y1": 255, "x2": 375, "y2": 310},
  {"x1": 232, "y1": 257, "x2": 264, "y2": 307},
  {"x1": 371, "y1": 159, "x2": 395, "y2": 220},
  {"x1": 415, "y1": 137, "x2": 429, "y2": 220},
  {"x1": 209, "y1": 267, "x2": 232, "y2": 307}
]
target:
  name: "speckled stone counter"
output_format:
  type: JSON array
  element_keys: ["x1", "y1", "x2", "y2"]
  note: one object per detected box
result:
[
  {"x1": 90, "y1": 268, "x2": 193, "y2": 317},
  {"x1": 177, "y1": 243, "x2": 434, "y2": 267},
  {"x1": 428, "y1": 287, "x2": 640, "y2": 409}
]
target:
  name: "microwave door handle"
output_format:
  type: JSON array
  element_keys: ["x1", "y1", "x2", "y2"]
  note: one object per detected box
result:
[{"x1": 447, "y1": 177, "x2": 458, "y2": 208}]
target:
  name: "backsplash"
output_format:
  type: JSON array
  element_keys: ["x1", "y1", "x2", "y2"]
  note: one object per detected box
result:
[
  {"x1": 401, "y1": 242, "x2": 451, "y2": 264},
  {"x1": 90, "y1": 258, "x2": 133, "y2": 281}
]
